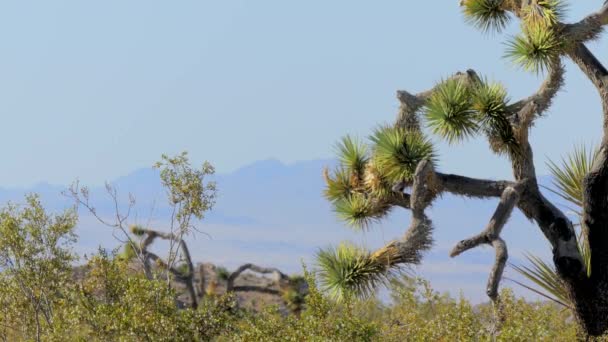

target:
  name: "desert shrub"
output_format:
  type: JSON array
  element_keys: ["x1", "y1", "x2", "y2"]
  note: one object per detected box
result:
[
  {"x1": 0, "y1": 195, "x2": 593, "y2": 341},
  {"x1": 221, "y1": 273, "x2": 583, "y2": 341},
  {"x1": 72, "y1": 249, "x2": 238, "y2": 342},
  {"x1": 378, "y1": 277, "x2": 481, "y2": 341},
  {"x1": 0, "y1": 195, "x2": 79, "y2": 341},
  {"x1": 216, "y1": 266, "x2": 230, "y2": 281},
  {"x1": 220, "y1": 269, "x2": 379, "y2": 341},
  {"x1": 486, "y1": 289, "x2": 579, "y2": 341}
]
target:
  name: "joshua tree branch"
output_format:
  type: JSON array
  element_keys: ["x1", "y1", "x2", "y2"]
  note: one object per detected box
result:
[
  {"x1": 562, "y1": 3, "x2": 608, "y2": 43},
  {"x1": 137, "y1": 227, "x2": 198, "y2": 308},
  {"x1": 436, "y1": 173, "x2": 514, "y2": 199},
  {"x1": 488, "y1": 238, "x2": 508, "y2": 300},
  {"x1": 450, "y1": 186, "x2": 520, "y2": 300},
  {"x1": 567, "y1": 42, "x2": 608, "y2": 280},
  {"x1": 396, "y1": 69, "x2": 480, "y2": 130},
  {"x1": 387, "y1": 191, "x2": 412, "y2": 209},
  {"x1": 568, "y1": 43, "x2": 608, "y2": 93},
  {"x1": 371, "y1": 160, "x2": 437, "y2": 268},
  {"x1": 509, "y1": 59, "x2": 565, "y2": 130}
]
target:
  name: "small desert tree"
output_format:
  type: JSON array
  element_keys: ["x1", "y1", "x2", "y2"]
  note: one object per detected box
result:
[
  {"x1": 69, "y1": 151, "x2": 217, "y2": 309},
  {"x1": 0, "y1": 195, "x2": 78, "y2": 341},
  {"x1": 318, "y1": 0, "x2": 608, "y2": 336}
]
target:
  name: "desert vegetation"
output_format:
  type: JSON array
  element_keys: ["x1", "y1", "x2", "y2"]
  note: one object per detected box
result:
[
  {"x1": 3, "y1": 0, "x2": 608, "y2": 340},
  {"x1": 319, "y1": 0, "x2": 608, "y2": 338},
  {"x1": 0, "y1": 150, "x2": 598, "y2": 341}
]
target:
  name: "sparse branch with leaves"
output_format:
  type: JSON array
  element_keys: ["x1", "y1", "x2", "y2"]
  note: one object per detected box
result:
[
  {"x1": 67, "y1": 152, "x2": 216, "y2": 309},
  {"x1": 317, "y1": 0, "x2": 608, "y2": 337}
]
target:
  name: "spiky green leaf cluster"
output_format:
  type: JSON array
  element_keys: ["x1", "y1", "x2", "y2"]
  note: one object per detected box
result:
[
  {"x1": 462, "y1": 0, "x2": 511, "y2": 33},
  {"x1": 323, "y1": 167, "x2": 356, "y2": 203},
  {"x1": 370, "y1": 126, "x2": 436, "y2": 183},
  {"x1": 472, "y1": 81, "x2": 518, "y2": 153},
  {"x1": 324, "y1": 135, "x2": 369, "y2": 203},
  {"x1": 522, "y1": 0, "x2": 567, "y2": 28},
  {"x1": 505, "y1": 26, "x2": 562, "y2": 73},
  {"x1": 363, "y1": 160, "x2": 393, "y2": 197},
  {"x1": 546, "y1": 145, "x2": 598, "y2": 215},
  {"x1": 425, "y1": 79, "x2": 478, "y2": 143},
  {"x1": 335, "y1": 135, "x2": 368, "y2": 176},
  {"x1": 333, "y1": 193, "x2": 388, "y2": 230},
  {"x1": 511, "y1": 253, "x2": 572, "y2": 309},
  {"x1": 316, "y1": 243, "x2": 388, "y2": 302}
]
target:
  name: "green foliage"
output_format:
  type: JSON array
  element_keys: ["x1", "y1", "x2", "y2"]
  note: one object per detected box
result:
[
  {"x1": 333, "y1": 193, "x2": 388, "y2": 230},
  {"x1": 323, "y1": 166, "x2": 355, "y2": 203},
  {"x1": 324, "y1": 128, "x2": 435, "y2": 229},
  {"x1": 74, "y1": 249, "x2": 238, "y2": 341},
  {"x1": 370, "y1": 126, "x2": 436, "y2": 184},
  {"x1": 0, "y1": 194, "x2": 78, "y2": 341},
  {"x1": 154, "y1": 151, "x2": 217, "y2": 222},
  {"x1": 221, "y1": 268, "x2": 379, "y2": 341},
  {"x1": 216, "y1": 265, "x2": 231, "y2": 281},
  {"x1": 546, "y1": 145, "x2": 597, "y2": 215},
  {"x1": 521, "y1": 0, "x2": 567, "y2": 28},
  {"x1": 473, "y1": 80, "x2": 518, "y2": 153},
  {"x1": 462, "y1": 0, "x2": 511, "y2": 33},
  {"x1": 350, "y1": 276, "x2": 578, "y2": 341},
  {"x1": 425, "y1": 78, "x2": 478, "y2": 143},
  {"x1": 505, "y1": 26, "x2": 562, "y2": 74},
  {"x1": 281, "y1": 287, "x2": 306, "y2": 314},
  {"x1": 336, "y1": 135, "x2": 369, "y2": 176},
  {"x1": 316, "y1": 243, "x2": 389, "y2": 302},
  {"x1": 511, "y1": 253, "x2": 572, "y2": 309},
  {"x1": 119, "y1": 241, "x2": 139, "y2": 261}
]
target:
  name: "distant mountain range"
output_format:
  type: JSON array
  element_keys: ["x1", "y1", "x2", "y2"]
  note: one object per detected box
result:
[{"x1": 0, "y1": 159, "x2": 569, "y2": 303}]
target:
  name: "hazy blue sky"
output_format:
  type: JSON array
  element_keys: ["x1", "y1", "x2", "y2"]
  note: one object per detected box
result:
[{"x1": 0, "y1": 1, "x2": 605, "y2": 186}]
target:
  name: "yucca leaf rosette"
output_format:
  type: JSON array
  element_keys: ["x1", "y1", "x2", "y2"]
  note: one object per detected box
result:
[
  {"x1": 521, "y1": 0, "x2": 567, "y2": 28},
  {"x1": 425, "y1": 78, "x2": 478, "y2": 143},
  {"x1": 462, "y1": 0, "x2": 511, "y2": 33},
  {"x1": 334, "y1": 193, "x2": 389, "y2": 230},
  {"x1": 323, "y1": 136, "x2": 369, "y2": 203},
  {"x1": 546, "y1": 145, "x2": 598, "y2": 216},
  {"x1": 316, "y1": 242, "x2": 402, "y2": 302},
  {"x1": 335, "y1": 135, "x2": 368, "y2": 178},
  {"x1": 505, "y1": 26, "x2": 562, "y2": 74},
  {"x1": 370, "y1": 126, "x2": 437, "y2": 184},
  {"x1": 323, "y1": 167, "x2": 356, "y2": 203},
  {"x1": 472, "y1": 80, "x2": 518, "y2": 154},
  {"x1": 362, "y1": 159, "x2": 393, "y2": 197}
]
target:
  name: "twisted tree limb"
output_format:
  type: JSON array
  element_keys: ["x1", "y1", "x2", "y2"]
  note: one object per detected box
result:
[
  {"x1": 562, "y1": 3, "x2": 608, "y2": 43},
  {"x1": 510, "y1": 59, "x2": 565, "y2": 132},
  {"x1": 369, "y1": 160, "x2": 437, "y2": 268},
  {"x1": 450, "y1": 186, "x2": 521, "y2": 301},
  {"x1": 136, "y1": 227, "x2": 199, "y2": 309}
]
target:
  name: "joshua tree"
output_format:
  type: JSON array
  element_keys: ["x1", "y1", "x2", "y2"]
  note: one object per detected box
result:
[{"x1": 318, "y1": 0, "x2": 608, "y2": 336}]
